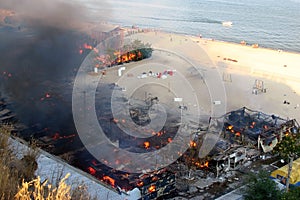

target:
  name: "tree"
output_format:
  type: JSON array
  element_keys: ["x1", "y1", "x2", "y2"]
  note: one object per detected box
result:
[
  {"x1": 243, "y1": 170, "x2": 282, "y2": 200},
  {"x1": 273, "y1": 129, "x2": 300, "y2": 192},
  {"x1": 105, "y1": 47, "x2": 117, "y2": 67},
  {"x1": 281, "y1": 187, "x2": 300, "y2": 200}
]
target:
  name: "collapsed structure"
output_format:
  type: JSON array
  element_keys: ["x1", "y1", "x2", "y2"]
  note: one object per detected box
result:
[{"x1": 203, "y1": 107, "x2": 299, "y2": 176}]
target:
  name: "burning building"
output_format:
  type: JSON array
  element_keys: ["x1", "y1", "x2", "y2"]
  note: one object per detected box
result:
[{"x1": 206, "y1": 107, "x2": 299, "y2": 176}]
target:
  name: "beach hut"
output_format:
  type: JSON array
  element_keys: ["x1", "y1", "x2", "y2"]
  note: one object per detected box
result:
[{"x1": 270, "y1": 158, "x2": 300, "y2": 187}]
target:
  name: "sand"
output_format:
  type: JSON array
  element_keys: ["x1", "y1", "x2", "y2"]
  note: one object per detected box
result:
[{"x1": 121, "y1": 30, "x2": 300, "y2": 122}]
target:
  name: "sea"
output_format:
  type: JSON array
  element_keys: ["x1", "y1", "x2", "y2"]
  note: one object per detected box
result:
[{"x1": 83, "y1": 0, "x2": 300, "y2": 53}]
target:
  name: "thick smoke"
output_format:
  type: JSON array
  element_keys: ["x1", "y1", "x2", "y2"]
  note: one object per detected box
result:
[
  {"x1": 0, "y1": 0, "x2": 88, "y2": 29},
  {"x1": 0, "y1": 0, "x2": 109, "y2": 138}
]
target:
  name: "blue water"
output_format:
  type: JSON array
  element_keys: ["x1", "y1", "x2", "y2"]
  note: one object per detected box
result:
[{"x1": 86, "y1": 0, "x2": 300, "y2": 53}]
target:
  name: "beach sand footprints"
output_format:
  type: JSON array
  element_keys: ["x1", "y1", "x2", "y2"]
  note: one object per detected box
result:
[{"x1": 72, "y1": 33, "x2": 226, "y2": 173}]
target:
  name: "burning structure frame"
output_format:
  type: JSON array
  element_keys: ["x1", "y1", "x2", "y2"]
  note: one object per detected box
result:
[{"x1": 204, "y1": 107, "x2": 299, "y2": 176}]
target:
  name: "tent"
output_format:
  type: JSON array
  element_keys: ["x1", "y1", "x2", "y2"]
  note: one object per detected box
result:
[{"x1": 270, "y1": 158, "x2": 300, "y2": 187}]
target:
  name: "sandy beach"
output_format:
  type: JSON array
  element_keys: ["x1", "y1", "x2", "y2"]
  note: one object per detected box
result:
[{"x1": 120, "y1": 30, "x2": 300, "y2": 122}]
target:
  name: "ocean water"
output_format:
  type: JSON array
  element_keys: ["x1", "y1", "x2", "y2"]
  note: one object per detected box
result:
[{"x1": 85, "y1": 0, "x2": 300, "y2": 53}]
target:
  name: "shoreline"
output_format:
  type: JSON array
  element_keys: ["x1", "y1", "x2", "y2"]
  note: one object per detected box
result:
[
  {"x1": 121, "y1": 24, "x2": 300, "y2": 54},
  {"x1": 122, "y1": 28, "x2": 300, "y2": 122}
]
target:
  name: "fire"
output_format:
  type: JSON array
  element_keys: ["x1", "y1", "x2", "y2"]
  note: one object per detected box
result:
[
  {"x1": 45, "y1": 93, "x2": 51, "y2": 98},
  {"x1": 40, "y1": 93, "x2": 52, "y2": 101},
  {"x1": 148, "y1": 185, "x2": 156, "y2": 193},
  {"x1": 190, "y1": 141, "x2": 197, "y2": 148},
  {"x1": 53, "y1": 132, "x2": 60, "y2": 140},
  {"x1": 285, "y1": 131, "x2": 289, "y2": 136},
  {"x1": 114, "y1": 50, "x2": 143, "y2": 65},
  {"x1": 227, "y1": 125, "x2": 235, "y2": 133},
  {"x1": 137, "y1": 181, "x2": 144, "y2": 187},
  {"x1": 168, "y1": 137, "x2": 172, "y2": 143},
  {"x1": 235, "y1": 132, "x2": 241, "y2": 137},
  {"x1": 195, "y1": 161, "x2": 209, "y2": 168},
  {"x1": 202, "y1": 161, "x2": 209, "y2": 168},
  {"x1": 52, "y1": 132, "x2": 76, "y2": 140},
  {"x1": 250, "y1": 121, "x2": 256, "y2": 128},
  {"x1": 157, "y1": 131, "x2": 163, "y2": 136},
  {"x1": 79, "y1": 43, "x2": 93, "y2": 54},
  {"x1": 88, "y1": 167, "x2": 96, "y2": 175},
  {"x1": 83, "y1": 43, "x2": 93, "y2": 50},
  {"x1": 144, "y1": 141, "x2": 150, "y2": 149},
  {"x1": 103, "y1": 176, "x2": 115, "y2": 187}
]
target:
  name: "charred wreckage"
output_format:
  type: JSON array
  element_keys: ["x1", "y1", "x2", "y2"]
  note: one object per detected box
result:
[
  {"x1": 2, "y1": 80, "x2": 300, "y2": 199},
  {"x1": 1, "y1": 31, "x2": 299, "y2": 199}
]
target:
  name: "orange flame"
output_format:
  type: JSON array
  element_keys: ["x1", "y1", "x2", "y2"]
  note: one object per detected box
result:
[
  {"x1": 157, "y1": 131, "x2": 163, "y2": 136},
  {"x1": 103, "y1": 176, "x2": 115, "y2": 187},
  {"x1": 83, "y1": 43, "x2": 93, "y2": 50},
  {"x1": 196, "y1": 161, "x2": 209, "y2": 168},
  {"x1": 88, "y1": 167, "x2": 96, "y2": 175},
  {"x1": 285, "y1": 131, "x2": 289, "y2": 136},
  {"x1": 190, "y1": 141, "x2": 197, "y2": 148},
  {"x1": 137, "y1": 181, "x2": 144, "y2": 187},
  {"x1": 202, "y1": 161, "x2": 209, "y2": 168},
  {"x1": 250, "y1": 121, "x2": 256, "y2": 128},
  {"x1": 144, "y1": 141, "x2": 150, "y2": 149},
  {"x1": 148, "y1": 185, "x2": 156, "y2": 193},
  {"x1": 114, "y1": 51, "x2": 142, "y2": 64}
]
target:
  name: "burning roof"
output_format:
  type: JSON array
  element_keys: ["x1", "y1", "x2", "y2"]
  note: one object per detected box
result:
[{"x1": 211, "y1": 107, "x2": 299, "y2": 148}]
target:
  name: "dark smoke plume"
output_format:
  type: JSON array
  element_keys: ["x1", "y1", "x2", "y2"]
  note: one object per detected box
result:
[
  {"x1": 0, "y1": 0, "x2": 88, "y2": 29},
  {"x1": 0, "y1": 0, "x2": 109, "y2": 138}
]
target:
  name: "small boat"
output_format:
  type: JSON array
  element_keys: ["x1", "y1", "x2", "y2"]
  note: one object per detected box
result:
[{"x1": 222, "y1": 21, "x2": 233, "y2": 27}]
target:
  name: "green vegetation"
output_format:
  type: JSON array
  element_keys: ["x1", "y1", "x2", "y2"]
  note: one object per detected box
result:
[
  {"x1": 243, "y1": 170, "x2": 282, "y2": 200},
  {"x1": 273, "y1": 130, "x2": 300, "y2": 191},
  {"x1": 243, "y1": 170, "x2": 300, "y2": 200},
  {"x1": 105, "y1": 39, "x2": 153, "y2": 67},
  {"x1": 281, "y1": 187, "x2": 300, "y2": 200}
]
